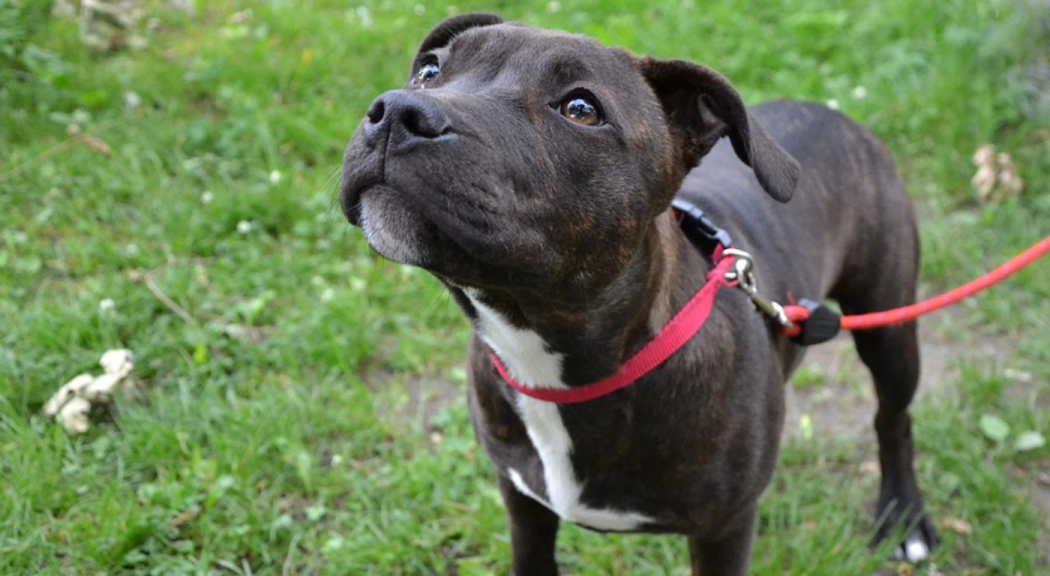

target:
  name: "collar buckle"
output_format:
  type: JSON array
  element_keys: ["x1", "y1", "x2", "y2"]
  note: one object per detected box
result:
[{"x1": 671, "y1": 199, "x2": 732, "y2": 255}]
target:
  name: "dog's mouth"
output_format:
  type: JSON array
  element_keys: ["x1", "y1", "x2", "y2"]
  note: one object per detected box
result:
[{"x1": 343, "y1": 169, "x2": 559, "y2": 291}]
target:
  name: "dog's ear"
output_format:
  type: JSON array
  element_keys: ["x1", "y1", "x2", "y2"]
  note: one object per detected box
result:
[
  {"x1": 638, "y1": 57, "x2": 799, "y2": 202},
  {"x1": 417, "y1": 13, "x2": 503, "y2": 54}
]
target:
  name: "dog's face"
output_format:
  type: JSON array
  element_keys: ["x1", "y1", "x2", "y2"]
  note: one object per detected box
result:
[{"x1": 341, "y1": 14, "x2": 798, "y2": 297}]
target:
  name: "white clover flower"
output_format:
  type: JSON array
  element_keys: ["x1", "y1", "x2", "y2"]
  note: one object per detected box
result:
[
  {"x1": 321, "y1": 288, "x2": 335, "y2": 302},
  {"x1": 200, "y1": 191, "x2": 214, "y2": 204},
  {"x1": 237, "y1": 220, "x2": 253, "y2": 235},
  {"x1": 355, "y1": 6, "x2": 373, "y2": 28},
  {"x1": 123, "y1": 91, "x2": 141, "y2": 110},
  {"x1": 99, "y1": 298, "x2": 115, "y2": 312},
  {"x1": 826, "y1": 99, "x2": 840, "y2": 111},
  {"x1": 269, "y1": 170, "x2": 282, "y2": 184},
  {"x1": 850, "y1": 86, "x2": 868, "y2": 99}
]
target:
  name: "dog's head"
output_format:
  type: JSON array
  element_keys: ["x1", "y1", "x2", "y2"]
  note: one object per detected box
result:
[{"x1": 340, "y1": 14, "x2": 798, "y2": 296}]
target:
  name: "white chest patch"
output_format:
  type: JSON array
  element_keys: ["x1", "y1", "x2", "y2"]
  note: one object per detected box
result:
[{"x1": 466, "y1": 291, "x2": 654, "y2": 531}]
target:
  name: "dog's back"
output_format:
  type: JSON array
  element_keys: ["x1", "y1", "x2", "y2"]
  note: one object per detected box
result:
[{"x1": 680, "y1": 100, "x2": 919, "y2": 333}]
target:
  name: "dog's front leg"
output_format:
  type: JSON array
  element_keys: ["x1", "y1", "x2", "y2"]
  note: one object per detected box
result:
[
  {"x1": 687, "y1": 507, "x2": 756, "y2": 576},
  {"x1": 497, "y1": 474, "x2": 560, "y2": 576}
]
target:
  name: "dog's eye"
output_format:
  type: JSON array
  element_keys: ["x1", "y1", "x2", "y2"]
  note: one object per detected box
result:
[
  {"x1": 415, "y1": 63, "x2": 440, "y2": 85},
  {"x1": 560, "y1": 95, "x2": 602, "y2": 126}
]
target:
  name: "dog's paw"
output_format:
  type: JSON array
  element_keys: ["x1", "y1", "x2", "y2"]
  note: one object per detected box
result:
[
  {"x1": 882, "y1": 515, "x2": 938, "y2": 564},
  {"x1": 890, "y1": 533, "x2": 929, "y2": 563}
]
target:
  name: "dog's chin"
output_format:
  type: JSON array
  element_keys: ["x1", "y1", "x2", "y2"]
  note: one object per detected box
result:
[
  {"x1": 355, "y1": 183, "x2": 559, "y2": 291},
  {"x1": 358, "y1": 187, "x2": 431, "y2": 267}
]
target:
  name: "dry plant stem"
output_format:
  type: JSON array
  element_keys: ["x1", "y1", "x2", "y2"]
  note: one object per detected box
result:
[
  {"x1": 0, "y1": 117, "x2": 129, "y2": 183},
  {"x1": 143, "y1": 271, "x2": 198, "y2": 326}
]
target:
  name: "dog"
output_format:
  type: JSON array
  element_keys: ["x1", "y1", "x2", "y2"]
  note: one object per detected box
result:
[{"x1": 340, "y1": 14, "x2": 937, "y2": 575}]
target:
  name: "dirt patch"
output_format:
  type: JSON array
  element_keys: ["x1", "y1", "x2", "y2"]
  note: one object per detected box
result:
[
  {"x1": 367, "y1": 370, "x2": 464, "y2": 432},
  {"x1": 782, "y1": 312, "x2": 1019, "y2": 444}
]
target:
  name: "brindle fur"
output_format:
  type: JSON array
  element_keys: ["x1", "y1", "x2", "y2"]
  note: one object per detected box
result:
[{"x1": 341, "y1": 13, "x2": 936, "y2": 575}]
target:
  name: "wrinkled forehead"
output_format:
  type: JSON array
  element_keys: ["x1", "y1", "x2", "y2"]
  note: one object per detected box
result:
[{"x1": 439, "y1": 23, "x2": 639, "y2": 89}]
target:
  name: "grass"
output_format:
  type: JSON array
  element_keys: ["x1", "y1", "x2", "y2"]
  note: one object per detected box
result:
[{"x1": 1, "y1": 0, "x2": 1048, "y2": 574}]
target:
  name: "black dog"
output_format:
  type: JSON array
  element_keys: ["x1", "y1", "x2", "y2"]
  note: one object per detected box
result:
[{"x1": 340, "y1": 14, "x2": 936, "y2": 575}]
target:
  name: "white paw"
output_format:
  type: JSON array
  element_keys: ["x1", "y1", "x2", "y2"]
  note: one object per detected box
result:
[{"x1": 891, "y1": 534, "x2": 930, "y2": 563}]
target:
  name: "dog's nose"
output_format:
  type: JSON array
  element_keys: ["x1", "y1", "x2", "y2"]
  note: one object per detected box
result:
[{"x1": 362, "y1": 90, "x2": 452, "y2": 152}]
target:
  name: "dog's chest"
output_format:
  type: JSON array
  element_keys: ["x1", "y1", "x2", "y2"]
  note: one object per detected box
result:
[{"x1": 467, "y1": 293, "x2": 657, "y2": 532}]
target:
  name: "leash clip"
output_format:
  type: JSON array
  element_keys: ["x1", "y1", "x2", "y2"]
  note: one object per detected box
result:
[{"x1": 722, "y1": 249, "x2": 794, "y2": 329}]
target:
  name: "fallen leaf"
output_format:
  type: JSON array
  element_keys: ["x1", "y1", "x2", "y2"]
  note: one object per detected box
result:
[
  {"x1": 78, "y1": 133, "x2": 112, "y2": 156},
  {"x1": 82, "y1": 372, "x2": 122, "y2": 403},
  {"x1": 100, "y1": 349, "x2": 134, "y2": 376},
  {"x1": 858, "y1": 460, "x2": 880, "y2": 476},
  {"x1": 43, "y1": 374, "x2": 94, "y2": 416},
  {"x1": 57, "y1": 397, "x2": 92, "y2": 434},
  {"x1": 979, "y1": 414, "x2": 1010, "y2": 443},
  {"x1": 942, "y1": 517, "x2": 974, "y2": 535},
  {"x1": 171, "y1": 505, "x2": 202, "y2": 528},
  {"x1": 1015, "y1": 431, "x2": 1046, "y2": 452},
  {"x1": 893, "y1": 561, "x2": 914, "y2": 576}
]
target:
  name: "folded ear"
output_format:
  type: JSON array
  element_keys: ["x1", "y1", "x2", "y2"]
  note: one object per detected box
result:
[
  {"x1": 638, "y1": 57, "x2": 799, "y2": 202},
  {"x1": 417, "y1": 13, "x2": 503, "y2": 54}
]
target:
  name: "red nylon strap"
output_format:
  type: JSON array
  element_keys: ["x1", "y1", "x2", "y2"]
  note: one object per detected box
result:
[
  {"x1": 779, "y1": 306, "x2": 808, "y2": 338},
  {"x1": 840, "y1": 235, "x2": 1050, "y2": 330},
  {"x1": 780, "y1": 235, "x2": 1050, "y2": 335},
  {"x1": 490, "y1": 248, "x2": 737, "y2": 404}
]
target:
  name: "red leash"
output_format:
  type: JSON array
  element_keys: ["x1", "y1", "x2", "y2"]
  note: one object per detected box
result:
[
  {"x1": 493, "y1": 229, "x2": 1049, "y2": 404},
  {"x1": 783, "y1": 235, "x2": 1050, "y2": 333}
]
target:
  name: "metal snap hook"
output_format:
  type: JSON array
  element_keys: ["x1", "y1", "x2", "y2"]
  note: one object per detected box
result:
[
  {"x1": 721, "y1": 248, "x2": 793, "y2": 329},
  {"x1": 722, "y1": 248, "x2": 756, "y2": 292}
]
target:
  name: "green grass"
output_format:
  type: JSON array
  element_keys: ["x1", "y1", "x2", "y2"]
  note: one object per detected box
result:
[{"x1": 2, "y1": 0, "x2": 1048, "y2": 574}]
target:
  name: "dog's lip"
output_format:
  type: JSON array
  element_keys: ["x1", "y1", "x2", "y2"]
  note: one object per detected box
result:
[{"x1": 339, "y1": 168, "x2": 381, "y2": 226}]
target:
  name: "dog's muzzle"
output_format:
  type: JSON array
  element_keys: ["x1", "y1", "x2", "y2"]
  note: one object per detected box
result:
[{"x1": 340, "y1": 90, "x2": 455, "y2": 227}]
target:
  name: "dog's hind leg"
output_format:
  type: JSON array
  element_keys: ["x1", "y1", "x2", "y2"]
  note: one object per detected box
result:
[
  {"x1": 687, "y1": 507, "x2": 756, "y2": 576},
  {"x1": 838, "y1": 281, "x2": 939, "y2": 562},
  {"x1": 498, "y1": 473, "x2": 560, "y2": 576}
]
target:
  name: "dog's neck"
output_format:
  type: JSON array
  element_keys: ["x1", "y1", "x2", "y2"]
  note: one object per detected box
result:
[{"x1": 454, "y1": 210, "x2": 715, "y2": 389}]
